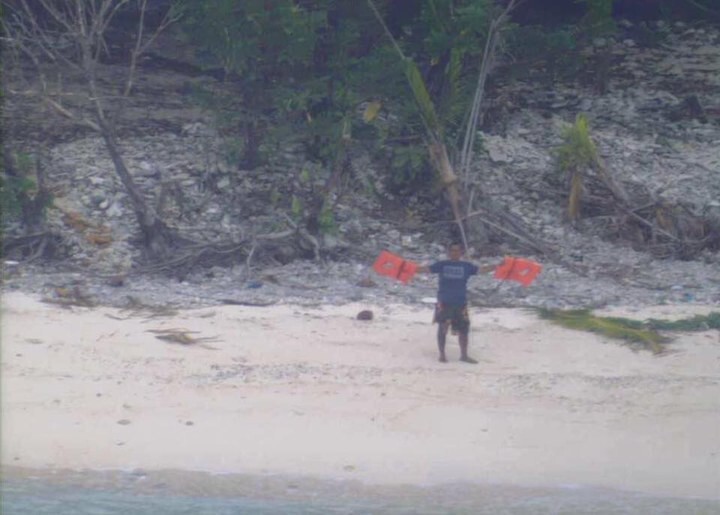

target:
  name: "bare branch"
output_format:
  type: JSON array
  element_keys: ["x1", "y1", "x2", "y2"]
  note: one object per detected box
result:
[
  {"x1": 139, "y1": 2, "x2": 181, "y2": 53},
  {"x1": 4, "y1": 0, "x2": 177, "y2": 256},
  {"x1": 6, "y1": 1, "x2": 77, "y2": 70},
  {"x1": 34, "y1": 0, "x2": 76, "y2": 35},
  {"x1": 43, "y1": 96, "x2": 101, "y2": 132},
  {"x1": 464, "y1": 208, "x2": 549, "y2": 255},
  {"x1": 458, "y1": 0, "x2": 520, "y2": 186},
  {"x1": 93, "y1": 0, "x2": 131, "y2": 63},
  {"x1": 125, "y1": 0, "x2": 181, "y2": 97},
  {"x1": 124, "y1": 0, "x2": 148, "y2": 97}
]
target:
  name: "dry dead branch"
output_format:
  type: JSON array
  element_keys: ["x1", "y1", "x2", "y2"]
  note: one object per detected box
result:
[
  {"x1": 573, "y1": 168, "x2": 713, "y2": 259},
  {"x1": 3, "y1": 0, "x2": 181, "y2": 258}
]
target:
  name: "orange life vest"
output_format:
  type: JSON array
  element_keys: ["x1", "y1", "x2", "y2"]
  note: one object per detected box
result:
[
  {"x1": 372, "y1": 250, "x2": 418, "y2": 284},
  {"x1": 494, "y1": 256, "x2": 542, "y2": 287}
]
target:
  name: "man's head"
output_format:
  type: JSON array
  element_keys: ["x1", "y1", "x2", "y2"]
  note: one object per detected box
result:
[{"x1": 447, "y1": 242, "x2": 464, "y2": 261}]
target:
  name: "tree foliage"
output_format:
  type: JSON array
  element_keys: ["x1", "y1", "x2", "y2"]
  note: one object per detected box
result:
[
  {"x1": 555, "y1": 114, "x2": 599, "y2": 221},
  {"x1": 177, "y1": 1, "x2": 501, "y2": 187}
]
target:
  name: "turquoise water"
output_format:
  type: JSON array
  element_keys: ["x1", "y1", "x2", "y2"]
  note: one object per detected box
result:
[{"x1": 2, "y1": 472, "x2": 719, "y2": 514}]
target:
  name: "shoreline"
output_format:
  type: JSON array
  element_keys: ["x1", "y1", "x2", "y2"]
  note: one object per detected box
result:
[
  {"x1": 4, "y1": 465, "x2": 719, "y2": 509},
  {"x1": 2, "y1": 291, "x2": 719, "y2": 500}
]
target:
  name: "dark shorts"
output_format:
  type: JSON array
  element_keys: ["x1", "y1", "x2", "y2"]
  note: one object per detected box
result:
[{"x1": 433, "y1": 303, "x2": 470, "y2": 334}]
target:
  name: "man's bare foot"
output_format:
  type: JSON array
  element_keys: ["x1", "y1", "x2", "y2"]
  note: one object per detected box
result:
[
  {"x1": 460, "y1": 356, "x2": 478, "y2": 364},
  {"x1": 439, "y1": 355, "x2": 448, "y2": 363}
]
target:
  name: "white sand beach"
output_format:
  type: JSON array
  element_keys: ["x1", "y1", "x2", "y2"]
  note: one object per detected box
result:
[{"x1": 2, "y1": 292, "x2": 719, "y2": 499}]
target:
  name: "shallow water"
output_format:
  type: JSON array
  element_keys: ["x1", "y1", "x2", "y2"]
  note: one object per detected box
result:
[{"x1": 2, "y1": 469, "x2": 718, "y2": 515}]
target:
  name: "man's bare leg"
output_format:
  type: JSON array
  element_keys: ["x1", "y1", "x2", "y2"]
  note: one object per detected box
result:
[
  {"x1": 437, "y1": 322, "x2": 449, "y2": 362},
  {"x1": 459, "y1": 333, "x2": 477, "y2": 364}
]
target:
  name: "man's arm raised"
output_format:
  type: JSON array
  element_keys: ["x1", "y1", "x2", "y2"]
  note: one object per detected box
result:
[{"x1": 478, "y1": 264, "x2": 496, "y2": 274}]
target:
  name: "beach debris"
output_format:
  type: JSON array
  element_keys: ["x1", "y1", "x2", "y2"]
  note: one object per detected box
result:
[
  {"x1": 356, "y1": 277, "x2": 377, "y2": 288},
  {"x1": 356, "y1": 310, "x2": 374, "y2": 321},
  {"x1": 220, "y1": 298, "x2": 276, "y2": 306},
  {"x1": 642, "y1": 312, "x2": 720, "y2": 331},
  {"x1": 536, "y1": 308, "x2": 668, "y2": 354},
  {"x1": 106, "y1": 274, "x2": 126, "y2": 287},
  {"x1": 42, "y1": 285, "x2": 97, "y2": 308},
  {"x1": 538, "y1": 309, "x2": 720, "y2": 354},
  {"x1": 105, "y1": 296, "x2": 178, "y2": 320},
  {"x1": 117, "y1": 419, "x2": 132, "y2": 425},
  {"x1": 147, "y1": 328, "x2": 220, "y2": 349},
  {"x1": 260, "y1": 274, "x2": 280, "y2": 284}
]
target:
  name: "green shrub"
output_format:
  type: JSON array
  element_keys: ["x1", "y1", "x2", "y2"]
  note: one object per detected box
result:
[
  {"x1": 505, "y1": 26, "x2": 580, "y2": 81},
  {"x1": 577, "y1": 0, "x2": 617, "y2": 39},
  {"x1": 1, "y1": 152, "x2": 51, "y2": 224}
]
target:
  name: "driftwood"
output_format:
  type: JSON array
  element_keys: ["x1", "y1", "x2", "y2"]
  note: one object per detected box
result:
[
  {"x1": 464, "y1": 205, "x2": 551, "y2": 256},
  {"x1": 220, "y1": 299, "x2": 276, "y2": 307},
  {"x1": 136, "y1": 223, "x2": 320, "y2": 279},
  {"x1": 461, "y1": 204, "x2": 591, "y2": 277},
  {"x1": 147, "y1": 328, "x2": 219, "y2": 349},
  {"x1": 574, "y1": 158, "x2": 717, "y2": 259}
]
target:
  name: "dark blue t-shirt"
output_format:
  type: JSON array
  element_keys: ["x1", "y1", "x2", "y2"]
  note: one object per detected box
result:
[{"x1": 429, "y1": 260, "x2": 479, "y2": 305}]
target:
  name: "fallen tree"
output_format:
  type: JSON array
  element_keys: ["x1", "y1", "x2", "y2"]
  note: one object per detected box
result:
[{"x1": 555, "y1": 114, "x2": 718, "y2": 259}]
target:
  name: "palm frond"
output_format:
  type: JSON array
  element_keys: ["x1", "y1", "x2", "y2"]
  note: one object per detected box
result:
[
  {"x1": 404, "y1": 59, "x2": 441, "y2": 134},
  {"x1": 536, "y1": 308, "x2": 668, "y2": 354}
]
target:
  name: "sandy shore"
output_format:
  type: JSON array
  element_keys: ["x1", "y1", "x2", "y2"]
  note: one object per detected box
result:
[{"x1": 2, "y1": 291, "x2": 719, "y2": 499}]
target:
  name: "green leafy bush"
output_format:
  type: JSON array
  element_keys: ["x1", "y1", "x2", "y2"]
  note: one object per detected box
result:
[
  {"x1": 577, "y1": 0, "x2": 617, "y2": 39},
  {"x1": 1, "y1": 174, "x2": 35, "y2": 220},
  {"x1": 556, "y1": 114, "x2": 598, "y2": 172},
  {"x1": 1, "y1": 153, "x2": 51, "y2": 224},
  {"x1": 506, "y1": 26, "x2": 580, "y2": 80}
]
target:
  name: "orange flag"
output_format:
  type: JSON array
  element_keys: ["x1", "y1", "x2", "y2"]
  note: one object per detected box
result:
[
  {"x1": 373, "y1": 251, "x2": 418, "y2": 284},
  {"x1": 494, "y1": 256, "x2": 542, "y2": 287}
]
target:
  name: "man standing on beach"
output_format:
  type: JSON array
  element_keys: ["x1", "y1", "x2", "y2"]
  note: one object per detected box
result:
[{"x1": 418, "y1": 243, "x2": 494, "y2": 364}]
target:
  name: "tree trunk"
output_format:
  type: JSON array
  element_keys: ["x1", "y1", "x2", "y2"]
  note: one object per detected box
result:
[
  {"x1": 428, "y1": 141, "x2": 468, "y2": 247},
  {"x1": 240, "y1": 120, "x2": 263, "y2": 169},
  {"x1": 98, "y1": 123, "x2": 173, "y2": 258}
]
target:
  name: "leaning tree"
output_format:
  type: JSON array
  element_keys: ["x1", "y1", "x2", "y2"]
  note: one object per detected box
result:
[{"x1": 3, "y1": 0, "x2": 180, "y2": 258}]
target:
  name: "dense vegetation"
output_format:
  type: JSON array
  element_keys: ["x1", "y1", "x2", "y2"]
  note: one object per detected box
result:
[
  {"x1": 171, "y1": 0, "x2": 714, "y2": 184},
  {"x1": 2, "y1": 0, "x2": 717, "y2": 261}
]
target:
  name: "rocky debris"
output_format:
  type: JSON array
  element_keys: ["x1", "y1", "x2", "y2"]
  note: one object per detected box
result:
[{"x1": 2, "y1": 21, "x2": 719, "y2": 310}]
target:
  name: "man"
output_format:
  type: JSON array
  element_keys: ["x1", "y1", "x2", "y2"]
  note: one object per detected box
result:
[{"x1": 418, "y1": 243, "x2": 494, "y2": 364}]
